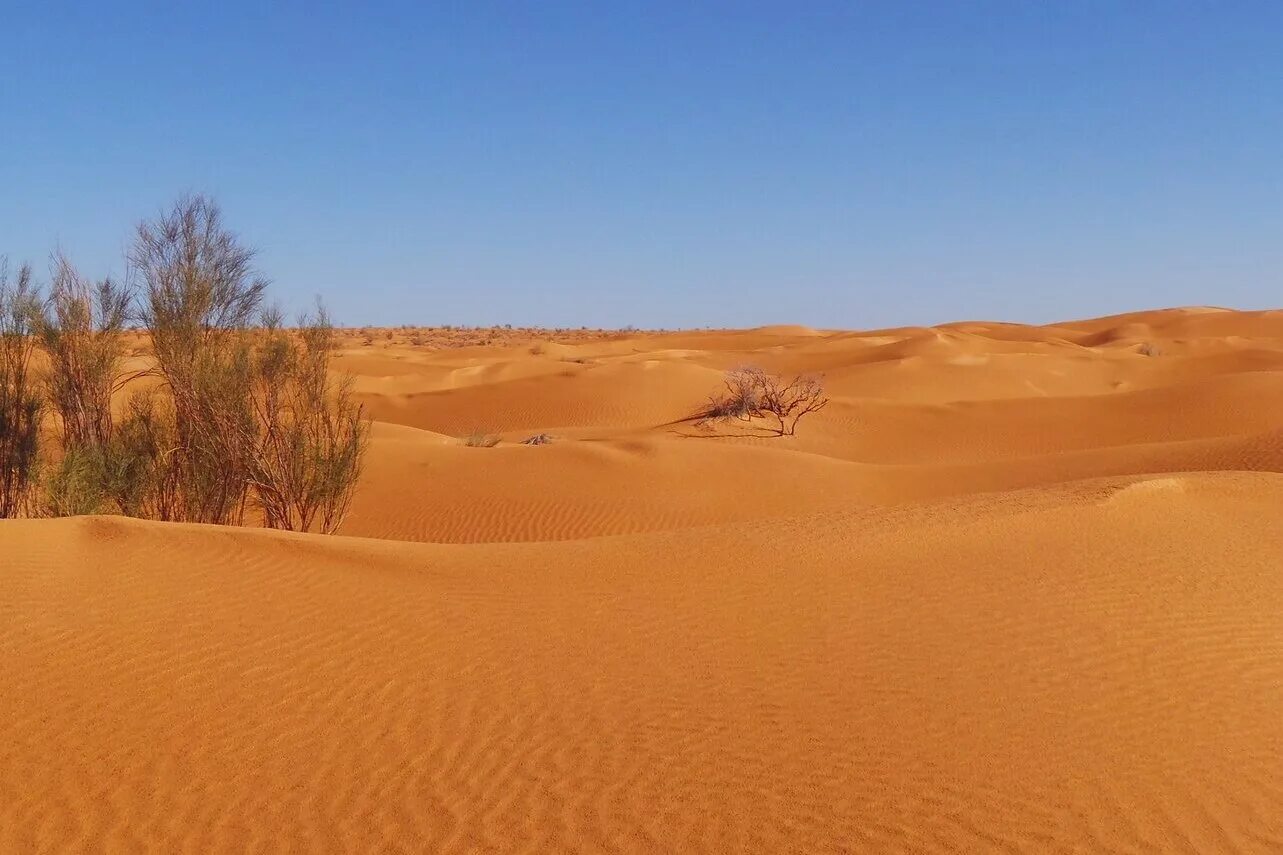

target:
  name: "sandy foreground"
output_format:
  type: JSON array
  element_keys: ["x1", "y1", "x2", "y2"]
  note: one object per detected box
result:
[{"x1": 3, "y1": 307, "x2": 1283, "y2": 853}]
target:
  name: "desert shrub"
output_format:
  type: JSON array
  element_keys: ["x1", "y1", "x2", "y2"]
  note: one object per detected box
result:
[
  {"x1": 756, "y1": 373, "x2": 829, "y2": 436},
  {"x1": 31, "y1": 246, "x2": 238, "y2": 523},
  {"x1": 697, "y1": 366, "x2": 766, "y2": 422},
  {"x1": 131, "y1": 194, "x2": 265, "y2": 525},
  {"x1": 2, "y1": 197, "x2": 370, "y2": 531},
  {"x1": 244, "y1": 305, "x2": 370, "y2": 533},
  {"x1": 695, "y1": 366, "x2": 829, "y2": 436},
  {"x1": 38, "y1": 390, "x2": 183, "y2": 520},
  {"x1": 112, "y1": 390, "x2": 184, "y2": 520},
  {"x1": 0, "y1": 259, "x2": 41, "y2": 517},
  {"x1": 131, "y1": 195, "x2": 369, "y2": 531},
  {"x1": 33, "y1": 253, "x2": 132, "y2": 451},
  {"x1": 464, "y1": 430, "x2": 501, "y2": 447},
  {"x1": 41, "y1": 445, "x2": 115, "y2": 516}
]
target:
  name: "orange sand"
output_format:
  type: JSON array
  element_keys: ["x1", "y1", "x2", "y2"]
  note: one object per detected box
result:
[{"x1": 4, "y1": 307, "x2": 1283, "y2": 852}]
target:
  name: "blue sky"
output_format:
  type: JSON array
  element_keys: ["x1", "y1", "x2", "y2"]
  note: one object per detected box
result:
[{"x1": 3, "y1": 2, "x2": 1280, "y2": 329}]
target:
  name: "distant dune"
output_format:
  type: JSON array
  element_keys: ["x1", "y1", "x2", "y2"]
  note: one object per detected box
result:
[{"x1": 5, "y1": 309, "x2": 1283, "y2": 852}]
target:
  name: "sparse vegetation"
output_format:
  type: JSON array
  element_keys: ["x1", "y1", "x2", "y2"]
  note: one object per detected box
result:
[
  {"x1": 130, "y1": 194, "x2": 268, "y2": 525},
  {"x1": 130, "y1": 196, "x2": 369, "y2": 531},
  {"x1": 0, "y1": 260, "x2": 41, "y2": 517},
  {"x1": 40, "y1": 445, "x2": 121, "y2": 517},
  {"x1": 0, "y1": 195, "x2": 370, "y2": 533},
  {"x1": 32, "y1": 259, "x2": 155, "y2": 517},
  {"x1": 338, "y1": 325, "x2": 649, "y2": 351},
  {"x1": 464, "y1": 430, "x2": 501, "y2": 447},
  {"x1": 694, "y1": 366, "x2": 829, "y2": 436},
  {"x1": 244, "y1": 306, "x2": 369, "y2": 533},
  {"x1": 698, "y1": 366, "x2": 765, "y2": 422},
  {"x1": 33, "y1": 253, "x2": 132, "y2": 451}
]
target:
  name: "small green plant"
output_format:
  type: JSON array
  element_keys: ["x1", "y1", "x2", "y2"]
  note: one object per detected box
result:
[{"x1": 41, "y1": 446, "x2": 114, "y2": 517}]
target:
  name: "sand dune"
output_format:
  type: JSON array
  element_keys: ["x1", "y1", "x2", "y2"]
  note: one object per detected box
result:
[{"x1": 5, "y1": 309, "x2": 1283, "y2": 852}]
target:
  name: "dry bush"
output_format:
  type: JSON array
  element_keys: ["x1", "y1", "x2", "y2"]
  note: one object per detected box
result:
[
  {"x1": 34, "y1": 253, "x2": 132, "y2": 450},
  {"x1": 131, "y1": 195, "x2": 265, "y2": 524},
  {"x1": 130, "y1": 195, "x2": 368, "y2": 531},
  {"x1": 695, "y1": 366, "x2": 828, "y2": 436},
  {"x1": 244, "y1": 305, "x2": 370, "y2": 533},
  {"x1": 112, "y1": 390, "x2": 183, "y2": 520},
  {"x1": 3, "y1": 196, "x2": 369, "y2": 531},
  {"x1": 0, "y1": 259, "x2": 41, "y2": 516},
  {"x1": 13, "y1": 253, "x2": 153, "y2": 519},
  {"x1": 464, "y1": 430, "x2": 501, "y2": 447},
  {"x1": 757, "y1": 373, "x2": 829, "y2": 436},
  {"x1": 697, "y1": 366, "x2": 766, "y2": 422}
]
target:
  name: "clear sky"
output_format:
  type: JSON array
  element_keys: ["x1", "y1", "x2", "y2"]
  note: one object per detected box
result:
[{"x1": 3, "y1": 2, "x2": 1281, "y2": 329}]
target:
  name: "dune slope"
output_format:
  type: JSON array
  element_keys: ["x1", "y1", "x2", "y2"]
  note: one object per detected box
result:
[
  {"x1": 4, "y1": 474, "x2": 1283, "y2": 852},
  {"x1": 5, "y1": 309, "x2": 1283, "y2": 852}
]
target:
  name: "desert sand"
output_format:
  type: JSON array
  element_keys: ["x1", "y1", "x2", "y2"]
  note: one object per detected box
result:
[{"x1": 4, "y1": 307, "x2": 1283, "y2": 853}]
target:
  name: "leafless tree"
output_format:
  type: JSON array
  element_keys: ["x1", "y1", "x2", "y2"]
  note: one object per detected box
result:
[
  {"x1": 756, "y1": 372, "x2": 829, "y2": 436},
  {"x1": 694, "y1": 366, "x2": 829, "y2": 436}
]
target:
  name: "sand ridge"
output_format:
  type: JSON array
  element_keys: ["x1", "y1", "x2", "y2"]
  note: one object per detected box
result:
[{"x1": 4, "y1": 308, "x2": 1283, "y2": 852}]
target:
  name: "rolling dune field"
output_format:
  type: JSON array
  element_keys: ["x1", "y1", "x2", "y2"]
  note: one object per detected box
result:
[{"x1": 5, "y1": 307, "x2": 1283, "y2": 853}]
